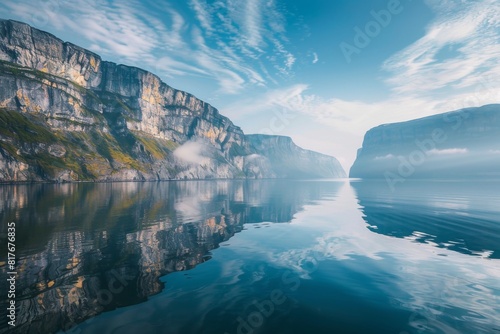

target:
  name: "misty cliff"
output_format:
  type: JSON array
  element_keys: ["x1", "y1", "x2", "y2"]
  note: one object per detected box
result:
[
  {"x1": 247, "y1": 134, "x2": 346, "y2": 178},
  {"x1": 350, "y1": 104, "x2": 500, "y2": 180},
  {"x1": 0, "y1": 19, "x2": 345, "y2": 182}
]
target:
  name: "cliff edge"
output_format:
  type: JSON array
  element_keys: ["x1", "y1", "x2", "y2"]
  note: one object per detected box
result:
[{"x1": 0, "y1": 19, "x2": 345, "y2": 182}]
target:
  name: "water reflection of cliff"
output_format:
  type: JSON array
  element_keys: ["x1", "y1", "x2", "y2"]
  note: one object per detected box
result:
[
  {"x1": 0, "y1": 180, "x2": 340, "y2": 333},
  {"x1": 351, "y1": 180, "x2": 500, "y2": 259}
]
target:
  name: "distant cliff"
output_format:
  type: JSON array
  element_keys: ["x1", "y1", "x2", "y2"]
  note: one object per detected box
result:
[
  {"x1": 247, "y1": 134, "x2": 346, "y2": 178},
  {"x1": 350, "y1": 104, "x2": 500, "y2": 181},
  {"x1": 0, "y1": 19, "x2": 345, "y2": 182}
]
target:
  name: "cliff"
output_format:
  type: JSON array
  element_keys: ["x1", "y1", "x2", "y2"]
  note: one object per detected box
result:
[
  {"x1": 247, "y1": 134, "x2": 346, "y2": 178},
  {"x1": 0, "y1": 19, "x2": 345, "y2": 182},
  {"x1": 350, "y1": 104, "x2": 500, "y2": 180}
]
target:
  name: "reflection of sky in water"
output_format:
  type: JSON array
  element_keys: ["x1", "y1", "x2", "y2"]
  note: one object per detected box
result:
[
  {"x1": 1, "y1": 180, "x2": 499, "y2": 333},
  {"x1": 63, "y1": 180, "x2": 500, "y2": 334}
]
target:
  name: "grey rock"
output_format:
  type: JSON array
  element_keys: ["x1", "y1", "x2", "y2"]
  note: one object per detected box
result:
[
  {"x1": 350, "y1": 104, "x2": 500, "y2": 179},
  {"x1": 48, "y1": 144, "x2": 66, "y2": 157},
  {"x1": 247, "y1": 134, "x2": 346, "y2": 178}
]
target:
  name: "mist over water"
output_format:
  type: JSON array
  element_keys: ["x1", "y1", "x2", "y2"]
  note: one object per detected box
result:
[{"x1": 1, "y1": 179, "x2": 499, "y2": 334}]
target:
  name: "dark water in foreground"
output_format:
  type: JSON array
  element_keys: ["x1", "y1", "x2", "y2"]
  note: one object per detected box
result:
[{"x1": 1, "y1": 180, "x2": 499, "y2": 334}]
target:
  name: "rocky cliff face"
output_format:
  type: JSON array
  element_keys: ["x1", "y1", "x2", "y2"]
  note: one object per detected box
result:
[
  {"x1": 350, "y1": 104, "x2": 500, "y2": 180},
  {"x1": 247, "y1": 134, "x2": 346, "y2": 178},
  {"x1": 0, "y1": 19, "x2": 345, "y2": 182}
]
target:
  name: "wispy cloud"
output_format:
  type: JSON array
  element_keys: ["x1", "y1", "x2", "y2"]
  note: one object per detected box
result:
[
  {"x1": 220, "y1": 0, "x2": 500, "y2": 136},
  {"x1": 312, "y1": 52, "x2": 319, "y2": 64},
  {"x1": 189, "y1": 0, "x2": 213, "y2": 34},
  {"x1": 222, "y1": 84, "x2": 433, "y2": 135},
  {"x1": 427, "y1": 148, "x2": 468, "y2": 156},
  {"x1": 221, "y1": 1, "x2": 498, "y2": 134},
  {"x1": 222, "y1": 84, "x2": 310, "y2": 118},
  {"x1": 1, "y1": 0, "x2": 295, "y2": 95},
  {"x1": 375, "y1": 154, "x2": 395, "y2": 160},
  {"x1": 383, "y1": 0, "x2": 500, "y2": 97},
  {"x1": 188, "y1": 0, "x2": 295, "y2": 79},
  {"x1": 244, "y1": 0, "x2": 264, "y2": 48},
  {"x1": 173, "y1": 140, "x2": 211, "y2": 165}
]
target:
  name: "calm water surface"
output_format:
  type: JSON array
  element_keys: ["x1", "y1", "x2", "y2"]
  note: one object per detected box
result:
[{"x1": 0, "y1": 179, "x2": 499, "y2": 334}]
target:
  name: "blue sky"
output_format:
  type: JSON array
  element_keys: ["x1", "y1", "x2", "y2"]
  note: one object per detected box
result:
[{"x1": 2, "y1": 0, "x2": 500, "y2": 171}]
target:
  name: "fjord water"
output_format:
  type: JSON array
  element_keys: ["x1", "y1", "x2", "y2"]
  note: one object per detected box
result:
[{"x1": 1, "y1": 180, "x2": 499, "y2": 334}]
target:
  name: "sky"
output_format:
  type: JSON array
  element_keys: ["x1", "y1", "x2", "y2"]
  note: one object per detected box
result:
[{"x1": 2, "y1": 0, "x2": 500, "y2": 172}]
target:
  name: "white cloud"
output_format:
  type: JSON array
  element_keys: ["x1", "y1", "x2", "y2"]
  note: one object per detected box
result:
[
  {"x1": 245, "y1": 153, "x2": 262, "y2": 161},
  {"x1": 427, "y1": 148, "x2": 468, "y2": 156},
  {"x1": 173, "y1": 140, "x2": 211, "y2": 165},
  {"x1": 221, "y1": 77, "x2": 499, "y2": 172},
  {"x1": 0, "y1": 0, "x2": 295, "y2": 95},
  {"x1": 186, "y1": 0, "x2": 295, "y2": 84},
  {"x1": 223, "y1": 85, "x2": 434, "y2": 135},
  {"x1": 374, "y1": 154, "x2": 395, "y2": 160},
  {"x1": 383, "y1": 0, "x2": 500, "y2": 97},
  {"x1": 285, "y1": 53, "x2": 296, "y2": 69},
  {"x1": 244, "y1": 0, "x2": 264, "y2": 48},
  {"x1": 312, "y1": 52, "x2": 319, "y2": 64},
  {"x1": 222, "y1": 84, "x2": 309, "y2": 118},
  {"x1": 3, "y1": 0, "x2": 498, "y2": 172},
  {"x1": 190, "y1": 0, "x2": 214, "y2": 34},
  {"x1": 271, "y1": 38, "x2": 296, "y2": 75},
  {"x1": 220, "y1": 0, "x2": 500, "y2": 170}
]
